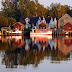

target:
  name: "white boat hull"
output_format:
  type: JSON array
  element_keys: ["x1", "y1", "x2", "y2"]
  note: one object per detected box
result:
[{"x1": 30, "y1": 31, "x2": 52, "y2": 35}]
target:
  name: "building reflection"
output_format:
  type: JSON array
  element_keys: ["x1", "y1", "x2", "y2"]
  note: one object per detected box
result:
[
  {"x1": 0, "y1": 36, "x2": 72, "y2": 68},
  {"x1": 13, "y1": 36, "x2": 25, "y2": 48},
  {"x1": 0, "y1": 36, "x2": 25, "y2": 50},
  {"x1": 31, "y1": 35, "x2": 56, "y2": 51},
  {"x1": 55, "y1": 37, "x2": 72, "y2": 56}
]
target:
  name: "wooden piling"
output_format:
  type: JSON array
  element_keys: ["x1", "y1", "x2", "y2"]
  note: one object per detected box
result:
[{"x1": 70, "y1": 32, "x2": 71, "y2": 37}]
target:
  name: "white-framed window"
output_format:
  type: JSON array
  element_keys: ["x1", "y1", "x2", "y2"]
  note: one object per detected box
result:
[
  {"x1": 43, "y1": 27, "x2": 45, "y2": 29},
  {"x1": 69, "y1": 27, "x2": 71, "y2": 29},
  {"x1": 15, "y1": 28, "x2": 17, "y2": 30}
]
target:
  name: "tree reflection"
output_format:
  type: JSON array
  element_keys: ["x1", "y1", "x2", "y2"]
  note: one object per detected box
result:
[{"x1": 0, "y1": 36, "x2": 72, "y2": 68}]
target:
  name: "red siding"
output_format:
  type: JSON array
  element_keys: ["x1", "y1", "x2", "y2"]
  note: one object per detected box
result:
[
  {"x1": 36, "y1": 29, "x2": 47, "y2": 33},
  {"x1": 13, "y1": 23, "x2": 22, "y2": 31},
  {"x1": 13, "y1": 39, "x2": 22, "y2": 48},
  {"x1": 64, "y1": 23, "x2": 72, "y2": 31},
  {"x1": 64, "y1": 39, "x2": 72, "y2": 46},
  {"x1": 39, "y1": 23, "x2": 47, "y2": 29}
]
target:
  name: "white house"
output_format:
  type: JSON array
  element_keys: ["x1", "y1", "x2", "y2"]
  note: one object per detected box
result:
[
  {"x1": 23, "y1": 17, "x2": 57, "y2": 29},
  {"x1": 49, "y1": 17, "x2": 57, "y2": 29},
  {"x1": 36, "y1": 17, "x2": 42, "y2": 28},
  {"x1": 25, "y1": 17, "x2": 31, "y2": 28}
]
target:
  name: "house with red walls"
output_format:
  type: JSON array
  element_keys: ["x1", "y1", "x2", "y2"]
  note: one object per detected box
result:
[
  {"x1": 13, "y1": 22, "x2": 25, "y2": 31},
  {"x1": 58, "y1": 14, "x2": 72, "y2": 29},
  {"x1": 11, "y1": 22, "x2": 25, "y2": 35},
  {"x1": 64, "y1": 22, "x2": 72, "y2": 35},
  {"x1": 64, "y1": 22, "x2": 72, "y2": 32}
]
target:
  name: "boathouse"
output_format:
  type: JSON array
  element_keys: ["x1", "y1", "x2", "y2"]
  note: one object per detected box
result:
[
  {"x1": 64, "y1": 22, "x2": 72, "y2": 35},
  {"x1": 58, "y1": 14, "x2": 72, "y2": 29},
  {"x1": 39, "y1": 23, "x2": 47, "y2": 29},
  {"x1": 35, "y1": 23, "x2": 48, "y2": 33},
  {"x1": 13, "y1": 22, "x2": 25, "y2": 31},
  {"x1": 64, "y1": 22, "x2": 72, "y2": 32}
]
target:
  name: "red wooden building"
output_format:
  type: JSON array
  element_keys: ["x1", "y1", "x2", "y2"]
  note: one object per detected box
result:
[
  {"x1": 13, "y1": 22, "x2": 25, "y2": 31},
  {"x1": 64, "y1": 22, "x2": 72, "y2": 32},
  {"x1": 36, "y1": 23, "x2": 48, "y2": 33},
  {"x1": 39, "y1": 23, "x2": 47, "y2": 29}
]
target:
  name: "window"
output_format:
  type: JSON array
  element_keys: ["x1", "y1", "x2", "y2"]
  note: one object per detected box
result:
[
  {"x1": 40, "y1": 27, "x2": 42, "y2": 29},
  {"x1": 69, "y1": 40, "x2": 71, "y2": 43},
  {"x1": 69, "y1": 27, "x2": 71, "y2": 29},
  {"x1": 15, "y1": 28, "x2": 17, "y2": 30},
  {"x1": 43, "y1": 27, "x2": 45, "y2": 29}
]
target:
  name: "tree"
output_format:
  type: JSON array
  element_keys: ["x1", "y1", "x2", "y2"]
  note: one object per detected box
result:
[
  {"x1": 7, "y1": 17, "x2": 16, "y2": 26},
  {"x1": 0, "y1": 15, "x2": 8, "y2": 26},
  {"x1": 2, "y1": 0, "x2": 21, "y2": 21},
  {"x1": 48, "y1": 3, "x2": 71, "y2": 19},
  {"x1": 67, "y1": 9, "x2": 72, "y2": 17}
]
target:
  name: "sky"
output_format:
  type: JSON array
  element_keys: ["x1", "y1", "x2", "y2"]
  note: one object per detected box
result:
[
  {"x1": 38, "y1": 0, "x2": 72, "y2": 7},
  {"x1": 0, "y1": 0, "x2": 2, "y2": 10},
  {"x1": 0, "y1": 0, "x2": 72, "y2": 10}
]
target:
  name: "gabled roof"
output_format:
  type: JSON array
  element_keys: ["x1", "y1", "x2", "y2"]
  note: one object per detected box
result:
[
  {"x1": 59, "y1": 14, "x2": 72, "y2": 20},
  {"x1": 64, "y1": 22, "x2": 72, "y2": 26},
  {"x1": 13, "y1": 22, "x2": 25, "y2": 27},
  {"x1": 38, "y1": 23, "x2": 47, "y2": 26},
  {"x1": 66, "y1": 14, "x2": 72, "y2": 19},
  {"x1": 19, "y1": 17, "x2": 55, "y2": 26}
]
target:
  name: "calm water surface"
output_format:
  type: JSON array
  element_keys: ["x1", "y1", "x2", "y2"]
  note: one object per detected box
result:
[{"x1": 0, "y1": 35, "x2": 72, "y2": 72}]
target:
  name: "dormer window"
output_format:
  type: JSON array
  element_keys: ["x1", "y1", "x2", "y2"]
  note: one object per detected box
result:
[
  {"x1": 69, "y1": 27, "x2": 71, "y2": 29},
  {"x1": 25, "y1": 18, "x2": 30, "y2": 23}
]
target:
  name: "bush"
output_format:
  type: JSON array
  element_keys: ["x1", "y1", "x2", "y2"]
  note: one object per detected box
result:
[{"x1": 24, "y1": 28, "x2": 32, "y2": 31}]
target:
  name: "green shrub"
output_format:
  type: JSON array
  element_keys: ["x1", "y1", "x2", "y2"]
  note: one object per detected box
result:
[{"x1": 24, "y1": 28, "x2": 32, "y2": 31}]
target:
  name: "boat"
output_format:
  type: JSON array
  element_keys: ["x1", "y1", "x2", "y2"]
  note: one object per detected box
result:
[
  {"x1": 30, "y1": 30, "x2": 52, "y2": 35},
  {"x1": 30, "y1": 22, "x2": 52, "y2": 35}
]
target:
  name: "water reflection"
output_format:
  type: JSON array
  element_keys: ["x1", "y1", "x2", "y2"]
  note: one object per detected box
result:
[{"x1": 0, "y1": 35, "x2": 72, "y2": 68}]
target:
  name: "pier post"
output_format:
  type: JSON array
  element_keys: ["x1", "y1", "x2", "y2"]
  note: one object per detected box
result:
[
  {"x1": 53, "y1": 31, "x2": 54, "y2": 38},
  {"x1": 11, "y1": 30, "x2": 12, "y2": 36},
  {"x1": 64, "y1": 32, "x2": 65, "y2": 37},
  {"x1": 2, "y1": 31, "x2": 3, "y2": 36},
  {"x1": 55, "y1": 31, "x2": 56, "y2": 38},
  {"x1": 70, "y1": 32, "x2": 71, "y2": 37},
  {"x1": 5, "y1": 31, "x2": 7, "y2": 36},
  {"x1": 61, "y1": 31, "x2": 62, "y2": 38},
  {"x1": 57, "y1": 31, "x2": 58, "y2": 38},
  {"x1": 8, "y1": 33, "x2": 10, "y2": 36},
  {"x1": 68, "y1": 32, "x2": 69, "y2": 37}
]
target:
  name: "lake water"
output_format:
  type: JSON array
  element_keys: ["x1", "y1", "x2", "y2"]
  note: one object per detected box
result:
[{"x1": 0, "y1": 35, "x2": 72, "y2": 72}]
